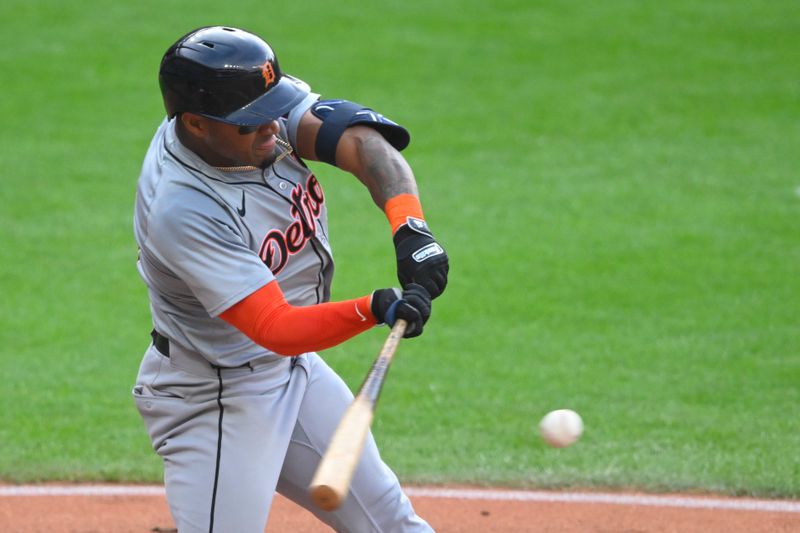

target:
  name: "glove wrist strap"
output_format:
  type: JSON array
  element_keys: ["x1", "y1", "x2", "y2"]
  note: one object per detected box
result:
[{"x1": 384, "y1": 193, "x2": 425, "y2": 234}]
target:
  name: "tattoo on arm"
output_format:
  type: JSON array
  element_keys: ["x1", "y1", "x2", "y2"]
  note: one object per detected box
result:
[{"x1": 357, "y1": 134, "x2": 418, "y2": 207}]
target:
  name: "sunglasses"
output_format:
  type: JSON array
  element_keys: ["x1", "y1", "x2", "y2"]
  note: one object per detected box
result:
[{"x1": 238, "y1": 124, "x2": 260, "y2": 135}]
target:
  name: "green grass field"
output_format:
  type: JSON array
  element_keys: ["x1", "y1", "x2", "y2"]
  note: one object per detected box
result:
[{"x1": 1, "y1": 0, "x2": 798, "y2": 498}]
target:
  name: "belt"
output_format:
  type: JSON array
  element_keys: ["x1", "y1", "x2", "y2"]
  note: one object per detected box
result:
[
  {"x1": 148, "y1": 329, "x2": 292, "y2": 377},
  {"x1": 150, "y1": 329, "x2": 170, "y2": 357}
]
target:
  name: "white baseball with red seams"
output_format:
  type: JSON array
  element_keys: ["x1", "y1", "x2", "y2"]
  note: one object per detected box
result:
[{"x1": 539, "y1": 409, "x2": 584, "y2": 448}]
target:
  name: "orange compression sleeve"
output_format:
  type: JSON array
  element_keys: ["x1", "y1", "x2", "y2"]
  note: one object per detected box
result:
[
  {"x1": 384, "y1": 193, "x2": 425, "y2": 234},
  {"x1": 220, "y1": 281, "x2": 376, "y2": 356}
]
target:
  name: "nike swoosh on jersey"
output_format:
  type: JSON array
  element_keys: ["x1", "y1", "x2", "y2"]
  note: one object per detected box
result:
[{"x1": 237, "y1": 190, "x2": 246, "y2": 217}]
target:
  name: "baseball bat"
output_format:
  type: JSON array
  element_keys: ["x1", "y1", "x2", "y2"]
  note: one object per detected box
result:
[{"x1": 309, "y1": 318, "x2": 408, "y2": 512}]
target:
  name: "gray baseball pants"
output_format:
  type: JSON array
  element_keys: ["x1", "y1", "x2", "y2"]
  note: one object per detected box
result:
[{"x1": 133, "y1": 345, "x2": 432, "y2": 532}]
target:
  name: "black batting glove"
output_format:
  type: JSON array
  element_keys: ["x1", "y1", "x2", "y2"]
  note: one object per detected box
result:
[
  {"x1": 371, "y1": 283, "x2": 432, "y2": 338},
  {"x1": 394, "y1": 218, "x2": 449, "y2": 299}
]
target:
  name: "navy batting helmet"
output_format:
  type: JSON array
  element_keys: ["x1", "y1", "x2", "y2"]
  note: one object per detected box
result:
[{"x1": 159, "y1": 26, "x2": 309, "y2": 126}]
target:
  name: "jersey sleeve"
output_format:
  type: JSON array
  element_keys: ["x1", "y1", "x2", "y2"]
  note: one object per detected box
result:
[
  {"x1": 146, "y1": 186, "x2": 274, "y2": 317},
  {"x1": 285, "y1": 87, "x2": 320, "y2": 151}
]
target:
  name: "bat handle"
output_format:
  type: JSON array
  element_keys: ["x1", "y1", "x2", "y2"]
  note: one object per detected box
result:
[{"x1": 392, "y1": 318, "x2": 408, "y2": 334}]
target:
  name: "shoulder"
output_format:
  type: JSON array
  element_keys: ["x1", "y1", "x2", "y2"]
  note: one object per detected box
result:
[{"x1": 282, "y1": 78, "x2": 321, "y2": 150}]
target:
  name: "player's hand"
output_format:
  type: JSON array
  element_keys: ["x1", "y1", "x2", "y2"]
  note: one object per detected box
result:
[
  {"x1": 371, "y1": 283, "x2": 432, "y2": 338},
  {"x1": 393, "y1": 220, "x2": 449, "y2": 299}
]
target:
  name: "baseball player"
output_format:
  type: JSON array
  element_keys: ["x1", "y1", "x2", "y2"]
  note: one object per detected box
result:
[{"x1": 132, "y1": 26, "x2": 449, "y2": 533}]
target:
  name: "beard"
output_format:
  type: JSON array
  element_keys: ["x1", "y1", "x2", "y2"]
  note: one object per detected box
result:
[
  {"x1": 258, "y1": 150, "x2": 279, "y2": 169},
  {"x1": 259, "y1": 139, "x2": 293, "y2": 169}
]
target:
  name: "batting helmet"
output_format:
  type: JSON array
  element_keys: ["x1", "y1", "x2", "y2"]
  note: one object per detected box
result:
[{"x1": 159, "y1": 26, "x2": 309, "y2": 126}]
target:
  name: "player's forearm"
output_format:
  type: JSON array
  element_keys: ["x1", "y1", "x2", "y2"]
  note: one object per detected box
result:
[
  {"x1": 343, "y1": 129, "x2": 419, "y2": 209},
  {"x1": 344, "y1": 129, "x2": 449, "y2": 299},
  {"x1": 220, "y1": 281, "x2": 376, "y2": 356},
  {"x1": 251, "y1": 299, "x2": 376, "y2": 356}
]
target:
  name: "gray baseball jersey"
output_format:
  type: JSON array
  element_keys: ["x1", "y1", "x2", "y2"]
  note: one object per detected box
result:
[
  {"x1": 134, "y1": 91, "x2": 332, "y2": 367},
  {"x1": 132, "y1": 89, "x2": 432, "y2": 531}
]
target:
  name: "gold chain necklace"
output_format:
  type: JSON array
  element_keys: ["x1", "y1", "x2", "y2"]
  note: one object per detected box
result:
[
  {"x1": 213, "y1": 164, "x2": 259, "y2": 172},
  {"x1": 214, "y1": 138, "x2": 294, "y2": 172}
]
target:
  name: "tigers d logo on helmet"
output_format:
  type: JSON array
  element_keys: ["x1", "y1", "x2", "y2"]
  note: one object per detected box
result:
[{"x1": 261, "y1": 61, "x2": 276, "y2": 88}]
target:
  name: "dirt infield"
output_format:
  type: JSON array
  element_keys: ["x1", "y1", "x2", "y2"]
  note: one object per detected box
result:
[{"x1": 1, "y1": 485, "x2": 799, "y2": 532}]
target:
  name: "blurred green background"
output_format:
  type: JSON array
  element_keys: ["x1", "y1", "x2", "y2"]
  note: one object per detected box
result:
[{"x1": 1, "y1": 0, "x2": 798, "y2": 498}]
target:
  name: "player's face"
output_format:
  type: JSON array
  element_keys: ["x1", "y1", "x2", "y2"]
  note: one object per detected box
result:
[{"x1": 202, "y1": 119, "x2": 282, "y2": 168}]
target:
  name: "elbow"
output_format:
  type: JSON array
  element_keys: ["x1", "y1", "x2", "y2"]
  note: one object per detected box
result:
[
  {"x1": 269, "y1": 345, "x2": 306, "y2": 358},
  {"x1": 251, "y1": 336, "x2": 306, "y2": 357}
]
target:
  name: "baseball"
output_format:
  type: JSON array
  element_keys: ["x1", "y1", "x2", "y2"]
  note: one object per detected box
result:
[{"x1": 539, "y1": 409, "x2": 583, "y2": 448}]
